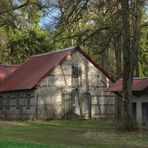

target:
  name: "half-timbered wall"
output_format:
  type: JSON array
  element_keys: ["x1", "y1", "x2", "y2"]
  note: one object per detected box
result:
[
  {"x1": 35, "y1": 51, "x2": 115, "y2": 119},
  {"x1": 0, "y1": 90, "x2": 36, "y2": 119}
]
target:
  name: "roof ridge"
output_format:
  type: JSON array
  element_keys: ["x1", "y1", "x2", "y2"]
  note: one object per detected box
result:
[{"x1": 31, "y1": 46, "x2": 76, "y2": 58}]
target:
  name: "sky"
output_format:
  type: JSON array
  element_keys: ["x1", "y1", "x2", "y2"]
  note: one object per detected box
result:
[{"x1": 39, "y1": 9, "x2": 60, "y2": 28}]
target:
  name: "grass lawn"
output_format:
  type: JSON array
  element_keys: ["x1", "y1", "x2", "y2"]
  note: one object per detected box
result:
[{"x1": 0, "y1": 120, "x2": 148, "y2": 148}]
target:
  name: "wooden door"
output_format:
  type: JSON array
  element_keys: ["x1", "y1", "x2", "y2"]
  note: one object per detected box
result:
[
  {"x1": 81, "y1": 92, "x2": 91, "y2": 119},
  {"x1": 62, "y1": 92, "x2": 73, "y2": 119}
]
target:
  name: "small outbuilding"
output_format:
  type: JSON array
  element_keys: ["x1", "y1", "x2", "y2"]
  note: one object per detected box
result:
[
  {"x1": 107, "y1": 77, "x2": 148, "y2": 126},
  {"x1": 0, "y1": 47, "x2": 115, "y2": 120}
]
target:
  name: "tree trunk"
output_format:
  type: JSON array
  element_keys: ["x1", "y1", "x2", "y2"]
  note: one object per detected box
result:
[
  {"x1": 114, "y1": 33, "x2": 122, "y2": 80},
  {"x1": 115, "y1": 0, "x2": 122, "y2": 80},
  {"x1": 101, "y1": 50, "x2": 108, "y2": 73},
  {"x1": 135, "y1": 60, "x2": 139, "y2": 77},
  {"x1": 131, "y1": 0, "x2": 142, "y2": 78},
  {"x1": 120, "y1": 0, "x2": 133, "y2": 130},
  {"x1": 114, "y1": 34, "x2": 122, "y2": 120},
  {"x1": 114, "y1": 0, "x2": 123, "y2": 120}
]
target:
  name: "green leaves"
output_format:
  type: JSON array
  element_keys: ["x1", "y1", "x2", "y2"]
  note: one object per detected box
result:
[{"x1": 0, "y1": 0, "x2": 54, "y2": 64}]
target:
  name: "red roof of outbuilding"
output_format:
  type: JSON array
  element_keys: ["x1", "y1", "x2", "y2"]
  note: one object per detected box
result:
[
  {"x1": 0, "y1": 47, "x2": 113, "y2": 92},
  {"x1": 107, "y1": 77, "x2": 148, "y2": 92},
  {"x1": 0, "y1": 64, "x2": 19, "y2": 82}
]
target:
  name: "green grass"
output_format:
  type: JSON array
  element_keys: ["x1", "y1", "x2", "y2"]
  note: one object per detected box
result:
[{"x1": 0, "y1": 120, "x2": 148, "y2": 148}]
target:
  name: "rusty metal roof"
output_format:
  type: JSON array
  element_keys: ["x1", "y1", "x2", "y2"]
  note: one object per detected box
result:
[
  {"x1": 107, "y1": 77, "x2": 148, "y2": 92},
  {"x1": 1, "y1": 64, "x2": 19, "y2": 73},
  {"x1": 0, "y1": 47, "x2": 113, "y2": 92},
  {"x1": 0, "y1": 64, "x2": 19, "y2": 82}
]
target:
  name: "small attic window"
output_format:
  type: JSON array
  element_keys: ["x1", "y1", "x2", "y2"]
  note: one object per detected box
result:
[{"x1": 72, "y1": 64, "x2": 81, "y2": 78}]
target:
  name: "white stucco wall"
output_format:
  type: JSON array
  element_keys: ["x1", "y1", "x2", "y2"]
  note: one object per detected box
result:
[{"x1": 35, "y1": 51, "x2": 115, "y2": 119}]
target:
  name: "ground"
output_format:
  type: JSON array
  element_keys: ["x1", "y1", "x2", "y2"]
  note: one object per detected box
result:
[{"x1": 0, "y1": 120, "x2": 148, "y2": 148}]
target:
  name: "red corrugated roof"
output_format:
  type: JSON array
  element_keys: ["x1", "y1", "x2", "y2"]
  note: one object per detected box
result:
[
  {"x1": 0, "y1": 64, "x2": 19, "y2": 82},
  {"x1": 1, "y1": 64, "x2": 19, "y2": 73},
  {"x1": 107, "y1": 77, "x2": 148, "y2": 92},
  {"x1": 0, "y1": 47, "x2": 113, "y2": 92}
]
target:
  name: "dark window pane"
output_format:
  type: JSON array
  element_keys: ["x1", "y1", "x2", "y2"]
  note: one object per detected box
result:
[{"x1": 72, "y1": 65, "x2": 81, "y2": 78}]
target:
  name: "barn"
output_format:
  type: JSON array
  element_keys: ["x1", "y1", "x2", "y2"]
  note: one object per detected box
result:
[
  {"x1": 0, "y1": 47, "x2": 115, "y2": 120},
  {"x1": 107, "y1": 77, "x2": 148, "y2": 126}
]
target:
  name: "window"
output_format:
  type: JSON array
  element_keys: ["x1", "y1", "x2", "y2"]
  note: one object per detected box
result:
[
  {"x1": 72, "y1": 64, "x2": 81, "y2": 78},
  {"x1": 72, "y1": 64, "x2": 82, "y2": 86}
]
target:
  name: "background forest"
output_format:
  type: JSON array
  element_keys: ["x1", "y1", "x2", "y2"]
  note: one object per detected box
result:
[{"x1": 0, "y1": 0, "x2": 147, "y2": 80}]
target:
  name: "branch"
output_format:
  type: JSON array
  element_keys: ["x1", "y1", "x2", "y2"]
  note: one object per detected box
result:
[
  {"x1": 0, "y1": 0, "x2": 29, "y2": 15},
  {"x1": 77, "y1": 25, "x2": 111, "y2": 46},
  {"x1": 57, "y1": 0, "x2": 90, "y2": 32},
  {"x1": 54, "y1": 29, "x2": 92, "y2": 42},
  {"x1": 141, "y1": 22, "x2": 148, "y2": 28},
  {"x1": 0, "y1": 0, "x2": 48, "y2": 16}
]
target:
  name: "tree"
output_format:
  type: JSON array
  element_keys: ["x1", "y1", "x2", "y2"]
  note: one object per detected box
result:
[
  {"x1": 120, "y1": 0, "x2": 145, "y2": 130},
  {"x1": 0, "y1": 0, "x2": 53, "y2": 64},
  {"x1": 120, "y1": 0, "x2": 133, "y2": 130}
]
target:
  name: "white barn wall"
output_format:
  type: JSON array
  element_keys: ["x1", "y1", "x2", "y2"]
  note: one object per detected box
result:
[{"x1": 35, "y1": 51, "x2": 115, "y2": 119}]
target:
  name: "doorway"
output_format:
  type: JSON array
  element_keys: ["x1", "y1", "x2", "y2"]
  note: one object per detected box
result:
[
  {"x1": 132, "y1": 102, "x2": 137, "y2": 126},
  {"x1": 142, "y1": 102, "x2": 148, "y2": 126}
]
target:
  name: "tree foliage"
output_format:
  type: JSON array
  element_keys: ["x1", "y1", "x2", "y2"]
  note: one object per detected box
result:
[{"x1": 0, "y1": 0, "x2": 53, "y2": 64}]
